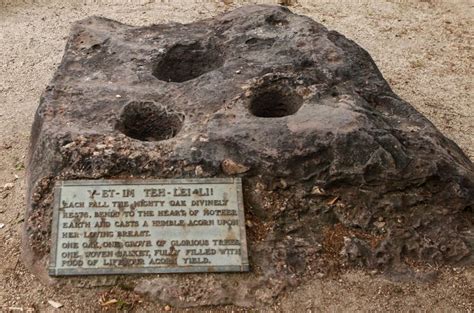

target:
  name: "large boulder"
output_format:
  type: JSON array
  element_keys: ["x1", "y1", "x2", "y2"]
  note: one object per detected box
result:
[{"x1": 24, "y1": 5, "x2": 473, "y2": 307}]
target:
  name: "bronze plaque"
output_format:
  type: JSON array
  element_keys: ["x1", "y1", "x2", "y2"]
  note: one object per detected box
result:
[{"x1": 49, "y1": 178, "x2": 248, "y2": 276}]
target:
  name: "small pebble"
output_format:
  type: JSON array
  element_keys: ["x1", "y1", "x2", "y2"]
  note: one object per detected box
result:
[
  {"x1": 0, "y1": 223, "x2": 5, "y2": 229},
  {"x1": 164, "y1": 304, "x2": 171, "y2": 311},
  {"x1": 3, "y1": 183, "x2": 14, "y2": 190},
  {"x1": 48, "y1": 300, "x2": 63, "y2": 309},
  {"x1": 195, "y1": 165, "x2": 204, "y2": 176}
]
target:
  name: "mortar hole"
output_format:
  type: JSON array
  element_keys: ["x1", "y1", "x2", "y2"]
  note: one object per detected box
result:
[
  {"x1": 153, "y1": 42, "x2": 224, "y2": 83},
  {"x1": 116, "y1": 101, "x2": 184, "y2": 141},
  {"x1": 249, "y1": 89, "x2": 303, "y2": 118}
]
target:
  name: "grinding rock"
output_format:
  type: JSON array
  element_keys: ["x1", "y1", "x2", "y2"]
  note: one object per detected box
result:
[{"x1": 24, "y1": 5, "x2": 474, "y2": 307}]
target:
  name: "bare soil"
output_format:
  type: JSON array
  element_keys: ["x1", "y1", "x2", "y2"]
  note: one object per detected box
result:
[{"x1": 0, "y1": 0, "x2": 472, "y2": 312}]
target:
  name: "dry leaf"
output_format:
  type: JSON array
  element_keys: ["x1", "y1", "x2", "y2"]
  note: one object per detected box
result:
[
  {"x1": 327, "y1": 196, "x2": 339, "y2": 205},
  {"x1": 101, "y1": 299, "x2": 118, "y2": 306},
  {"x1": 311, "y1": 186, "x2": 325, "y2": 195},
  {"x1": 221, "y1": 159, "x2": 250, "y2": 175}
]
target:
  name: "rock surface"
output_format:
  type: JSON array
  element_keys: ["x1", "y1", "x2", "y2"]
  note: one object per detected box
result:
[{"x1": 24, "y1": 5, "x2": 473, "y2": 307}]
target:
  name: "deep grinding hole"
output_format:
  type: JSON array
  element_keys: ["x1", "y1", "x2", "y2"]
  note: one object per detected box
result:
[
  {"x1": 153, "y1": 42, "x2": 224, "y2": 83},
  {"x1": 116, "y1": 101, "x2": 184, "y2": 141},
  {"x1": 249, "y1": 89, "x2": 303, "y2": 118}
]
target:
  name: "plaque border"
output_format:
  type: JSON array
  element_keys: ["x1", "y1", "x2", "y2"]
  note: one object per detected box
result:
[{"x1": 48, "y1": 178, "x2": 249, "y2": 276}]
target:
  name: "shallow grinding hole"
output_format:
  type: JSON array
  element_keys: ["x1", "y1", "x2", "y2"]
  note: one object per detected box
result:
[
  {"x1": 116, "y1": 101, "x2": 184, "y2": 141},
  {"x1": 249, "y1": 88, "x2": 303, "y2": 118},
  {"x1": 153, "y1": 42, "x2": 224, "y2": 83}
]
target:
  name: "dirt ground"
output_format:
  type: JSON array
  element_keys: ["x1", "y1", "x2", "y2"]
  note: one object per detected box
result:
[{"x1": 0, "y1": 0, "x2": 473, "y2": 312}]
